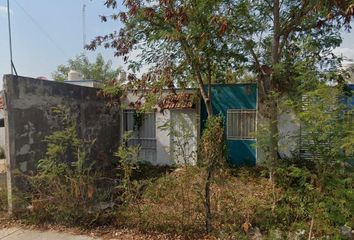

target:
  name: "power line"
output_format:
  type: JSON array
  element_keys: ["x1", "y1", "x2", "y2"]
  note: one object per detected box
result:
[{"x1": 13, "y1": 0, "x2": 68, "y2": 59}]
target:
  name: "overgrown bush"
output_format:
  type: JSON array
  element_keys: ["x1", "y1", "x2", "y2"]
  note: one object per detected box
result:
[
  {"x1": 25, "y1": 106, "x2": 117, "y2": 227},
  {"x1": 116, "y1": 166, "x2": 274, "y2": 238},
  {"x1": 255, "y1": 85, "x2": 354, "y2": 238},
  {"x1": 0, "y1": 186, "x2": 7, "y2": 212},
  {"x1": 114, "y1": 132, "x2": 143, "y2": 206},
  {"x1": 12, "y1": 85, "x2": 352, "y2": 239},
  {"x1": 199, "y1": 115, "x2": 226, "y2": 233},
  {"x1": 0, "y1": 147, "x2": 5, "y2": 159}
]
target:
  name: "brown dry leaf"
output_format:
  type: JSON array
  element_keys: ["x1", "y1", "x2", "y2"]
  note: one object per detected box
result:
[
  {"x1": 242, "y1": 222, "x2": 250, "y2": 233},
  {"x1": 87, "y1": 184, "x2": 95, "y2": 199}
]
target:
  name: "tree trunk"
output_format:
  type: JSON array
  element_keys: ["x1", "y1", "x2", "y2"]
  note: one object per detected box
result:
[
  {"x1": 308, "y1": 216, "x2": 314, "y2": 240},
  {"x1": 269, "y1": 99, "x2": 279, "y2": 166},
  {"x1": 204, "y1": 165, "x2": 212, "y2": 233},
  {"x1": 268, "y1": 0, "x2": 281, "y2": 211},
  {"x1": 204, "y1": 63, "x2": 214, "y2": 233},
  {"x1": 269, "y1": 0, "x2": 280, "y2": 168},
  {"x1": 180, "y1": 42, "x2": 213, "y2": 117}
]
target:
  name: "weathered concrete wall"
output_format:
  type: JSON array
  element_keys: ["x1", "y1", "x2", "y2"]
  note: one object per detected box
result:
[{"x1": 3, "y1": 75, "x2": 120, "y2": 211}]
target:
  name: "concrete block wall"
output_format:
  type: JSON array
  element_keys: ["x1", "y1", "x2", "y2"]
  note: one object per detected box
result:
[{"x1": 3, "y1": 75, "x2": 121, "y2": 212}]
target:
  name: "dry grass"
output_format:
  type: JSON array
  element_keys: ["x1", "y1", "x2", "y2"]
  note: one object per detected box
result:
[{"x1": 119, "y1": 166, "x2": 275, "y2": 237}]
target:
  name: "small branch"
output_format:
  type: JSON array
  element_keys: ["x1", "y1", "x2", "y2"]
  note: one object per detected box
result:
[
  {"x1": 239, "y1": 36, "x2": 267, "y2": 96},
  {"x1": 263, "y1": 0, "x2": 273, "y2": 10},
  {"x1": 180, "y1": 39, "x2": 212, "y2": 116},
  {"x1": 308, "y1": 216, "x2": 314, "y2": 240}
]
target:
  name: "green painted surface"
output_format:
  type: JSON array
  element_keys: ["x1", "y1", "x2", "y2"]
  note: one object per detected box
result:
[{"x1": 200, "y1": 84, "x2": 257, "y2": 166}]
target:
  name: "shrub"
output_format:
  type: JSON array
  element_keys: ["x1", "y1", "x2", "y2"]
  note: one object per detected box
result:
[{"x1": 25, "y1": 106, "x2": 117, "y2": 227}]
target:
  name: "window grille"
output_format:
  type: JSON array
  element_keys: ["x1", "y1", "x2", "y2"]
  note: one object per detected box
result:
[
  {"x1": 122, "y1": 110, "x2": 156, "y2": 162},
  {"x1": 227, "y1": 109, "x2": 256, "y2": 140}
]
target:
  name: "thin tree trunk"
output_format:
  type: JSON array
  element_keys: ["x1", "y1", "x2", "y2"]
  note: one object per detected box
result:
[
  {"x1": 308, "y1": 216, "x2": 314, "y2": 240},
  {"x1": 269, "y1": 100, "x2": 279, "y2": 164},
  {"x1": 270, "y1": 0, "x2": 280, "y2": 164},
  {"x1": 180, "y1": 41, "x2": 213, "y2": 117},
  {"x1": 269, "y1": 0, "x2": 281, "y2": 212},
  {"x1": 204, "y1": 165, "x2": 213, "y2": 233},
  {"x1": 207, "y1": 60, "x2": 213, "y2": 117}
]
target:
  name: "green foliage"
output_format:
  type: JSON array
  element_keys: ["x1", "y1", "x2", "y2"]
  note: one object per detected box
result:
[
  {"x1": 37, "y1": 106, "x2": 89, "y2": 176},
  {"x1": 297, "y1": 85, "x2": 353, "y2": 174},
  {"x1": 114, "y1": 132, "x2": 141, "y2": 204},
  {"x1": 199, "y1": 115, "x2": 226, "y2": 168},
  {"x1": 97, "y1": 80, "x2": 124, "y2": 106},
  {"x1": 159, "y1": 113, "x2": 197, "y2": 165},
  {"x1": 0, "y1": 186, "x2": 7, "y2": 212},
  {"x1": 90, "y1": 0, "x2": 247, "y2": 83},
  {"x1": 52, "y1": 53, "x2": 121, "y2": 82},
  {"x1": 199, "y1": 115, "x2": 227, "y2": 233},
  {"x1": 27, "y1": 106, "x2": 116, "y2": 227},
  {"x1": 0, "y1": 147, "x2": 5, "y2": 159},
  {"x1": 257, "y1": 84, "x2": 354, "y2": 236}
]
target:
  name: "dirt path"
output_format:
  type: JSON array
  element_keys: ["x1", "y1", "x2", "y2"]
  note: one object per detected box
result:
[{"x1": 0, "y1": 216, "x2": 210, "y2": 240}]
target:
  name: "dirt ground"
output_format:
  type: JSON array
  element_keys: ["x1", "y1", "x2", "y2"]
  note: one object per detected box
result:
[{"x1": 0, "y1": 214, "x2": 214, "y2": 240}]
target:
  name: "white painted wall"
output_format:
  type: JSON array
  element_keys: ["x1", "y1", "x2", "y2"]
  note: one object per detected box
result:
[
  {"x1": 156, "y1": 109, "x2": 171, "y2": 165},
  {"x1": 123, "y1": 92, "x2": 198, "y2": 166},
  {"x1": 170, "y1": 110, "x2": 198, "y2": 165},
  {"x1": 257, "y1": 109, "x2": 301, "y2": 164},
  {"x1": 278, "y1": 110, "x2": 300, "y2": 159}
]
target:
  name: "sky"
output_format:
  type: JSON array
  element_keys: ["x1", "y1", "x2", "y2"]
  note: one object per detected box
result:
[
  {"x1": 0, "y1": 0, "x2": 125, "y2": 83},
  {"x1": 0, "y1": 0, "x2": 354, "y2": 86}
]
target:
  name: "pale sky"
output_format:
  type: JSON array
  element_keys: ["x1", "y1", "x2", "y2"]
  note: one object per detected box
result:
[
  {"x1": 0, "y1": 0, "x2": 354, "y2": 87},
  {"x1": 0, "y1": 0, "x2": 126, "y2": 83}
]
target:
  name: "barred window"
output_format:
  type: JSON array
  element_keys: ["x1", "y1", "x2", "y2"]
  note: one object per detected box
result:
[
  {"x1": 227, "y1": 109, "x2": 256, "y2": 140},
  {"x1": 122, "y1": 110, "x2": 156, "y2": 162}
]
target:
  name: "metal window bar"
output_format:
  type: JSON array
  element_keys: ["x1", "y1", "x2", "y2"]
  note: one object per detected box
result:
[
  {"x1": 123, "y1": 110, "x2": 157, "y2": 162},
  {"x1": 227, "y1": 109, "x2": 256, "y2": 140}
]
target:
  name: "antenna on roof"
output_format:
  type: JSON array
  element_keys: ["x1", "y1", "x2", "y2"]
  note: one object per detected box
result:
[{"x1": 82, "y1": 3, "x2": 87, "y2": 49}]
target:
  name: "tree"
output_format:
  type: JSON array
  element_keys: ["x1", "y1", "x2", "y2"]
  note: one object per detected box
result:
[
  {"x1": 86, "y1": 0, "x2": 252, "y2": 117},
  {"x1": 86, "y1": 1, "x2": 253, "y2": 232},
  {"x1": 86, "y1": 0, "x2": 354, "y2": 233},
  {"x1": 229, "y1": 0, "x2": 354, "y2": 181},
  {"x1": 52, "y1": 53, "x2": 121, "y2": 82}
]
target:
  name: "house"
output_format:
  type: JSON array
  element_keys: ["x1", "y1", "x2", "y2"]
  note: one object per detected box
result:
[
  {"x1": 4, "y1": 74, "x2": 351, "y2": 169},
  {"x1": 121, "y1": 83, "x2": 353, "y2": 167},
  {"x1": 121, "y1": 83, "x2": 258, "y2": 166}
]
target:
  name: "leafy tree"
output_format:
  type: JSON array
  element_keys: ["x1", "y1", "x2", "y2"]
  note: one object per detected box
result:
[
  {"x1": 52, "y1": 53, "x2": 121, "y2": 82},
  {"x1": 87, "y1": 0, "x2": 354, "y2": 233},
  {"x1": 344, "y1": 62, "x2": 354, "y2": 83},
  {"x1": 86, "y1": 3, "x2": 249, "y2": 231},
  {"x1": 86, "y1": 0, "x2": 354, "y2": 160},
  {"x1": 230, "y1": 0, "x2": 354, "y2": 179},
  {"x1": 86, "y1": 0, "x2": 252, "y2": 116},
  {"x1": 279, "y1": 84, "x2": 353, "y2": 237}
]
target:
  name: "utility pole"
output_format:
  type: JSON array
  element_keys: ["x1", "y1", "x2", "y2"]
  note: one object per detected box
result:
[{"x1": 7, "y1": 0, "x2": 14, "y2": 75}]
